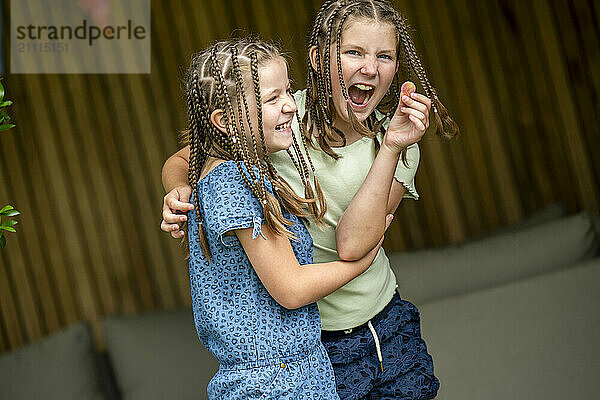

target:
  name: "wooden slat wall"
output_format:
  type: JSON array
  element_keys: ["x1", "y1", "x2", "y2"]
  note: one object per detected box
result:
[{"x1": 1, "y1": 0, "x2": 598, "y2": 354}]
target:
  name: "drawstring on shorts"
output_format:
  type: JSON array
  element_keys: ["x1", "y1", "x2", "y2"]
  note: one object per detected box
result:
[{"x1": 367, "y1": 320, "x2": 384, "y2": 372}]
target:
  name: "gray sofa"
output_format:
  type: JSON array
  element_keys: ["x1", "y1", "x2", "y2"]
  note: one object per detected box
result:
[
  {"x1": 390, "y1": 206, "x2": 600, "y2": 400},
  {"x1": 1, "y1": 205, "x2": 598, "y2": 400}
]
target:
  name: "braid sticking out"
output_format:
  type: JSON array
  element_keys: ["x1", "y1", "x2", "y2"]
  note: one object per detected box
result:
[
  {"x1": 184, "y1": 38, "x2": 326, "y2": 261},
  {"x1": 305, "y1": 0, "x2": 459, "y2": 161}
]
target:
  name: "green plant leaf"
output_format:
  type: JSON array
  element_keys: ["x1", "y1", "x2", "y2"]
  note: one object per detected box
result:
[
  {"x1": 0, "y1": 234, "x2": 6, "y2": 248},
  {"x1": 1, "y1": 220, "x2": 18, "y2": 228},
  {"x1": 0, "y1": 80, "x2": 5, "y2": 102},
  {"x1": 0, "y1": 205, "x2": 13, "y2": 213},
  {"x1": 0, "y1": 124, "x2": 15, "y2": 132},
  {"x1": 1, "y1": 226, "x2": 16, "y2": 233},
  {"x1": 3, "y1": 210, "x2": 20, "y2": 217},
  {"x1": 0, "y1": 100, "x2": 12, "y2": 107}
]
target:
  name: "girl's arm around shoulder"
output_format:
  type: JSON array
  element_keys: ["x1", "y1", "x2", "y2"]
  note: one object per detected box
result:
[
  {"x1": 235, "y1": 218, "x2": 389, "y2": 310},
  {"x1": 162, "y1": 145, "x2": 190, "y2": 193}
]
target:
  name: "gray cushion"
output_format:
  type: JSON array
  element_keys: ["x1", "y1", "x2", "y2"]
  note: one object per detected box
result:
[
  {"x1": 0, "y1": 322, "x2": 107, "y2": 400},
  {"x1": 389, "y1": 212, "x2": 598, "y2": 304},
  {"x1": 102, "y1": 309, "x2": 218, "y2": 400},
  {"x1": 420, "y1": 257, "x2": 600, "y2": 400},
  {"x1": 475, "y1": 202, "x2": 566, "y2": 239}
]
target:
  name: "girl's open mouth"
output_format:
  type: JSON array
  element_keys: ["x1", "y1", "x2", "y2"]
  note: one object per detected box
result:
[
  {"x1": 348, "y1": 83, "x2": 374, "y2": 107},
  {"x1": 275, "y1": 120, "x2": 292, "y2": 132}
]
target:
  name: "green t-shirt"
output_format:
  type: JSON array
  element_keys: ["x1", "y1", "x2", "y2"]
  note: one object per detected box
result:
[{"x1": 269, "y1": 90, "x2": 420, "y2": 330}]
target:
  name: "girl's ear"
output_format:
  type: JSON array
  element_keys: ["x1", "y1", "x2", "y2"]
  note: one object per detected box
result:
[
  {"x1": 309, "y1": 45, "x2": 320, "y2": 72},
  {"x1": 210, "y1": 109, "x2": 227, "y2": 134}
]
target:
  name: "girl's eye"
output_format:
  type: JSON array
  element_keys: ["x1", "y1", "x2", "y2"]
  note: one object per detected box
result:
[
  {"x1": 378, "y1": 54, "x2": 393, "y2": 61},
  {"x1": 345, "y1": 50, "x2": 360, "y2": 56}
]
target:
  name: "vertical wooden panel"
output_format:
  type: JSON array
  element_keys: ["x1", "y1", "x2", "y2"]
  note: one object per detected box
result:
[
  {"x1": 77, "y1": 78, "x2": 135, "y2": 314},
  {"x1": 4, "y1": 83, "x2": 81, "y2": 329},
  {"x1": 23, "y1": 73, "x2": 101, "y2": 328},
  {"x1": 550, "y1": 0, "x2": 600, "y2": 194},
  {"x1": 86, "y1": 75, "x2": 153, "y2": 313},
  {"x1": 0, "y1": 131, "x2": 40, "y2": 342},
  {"x1": 475, "y1": 1, "x2": 538, "y2": 213},
  {"x1": 533, "y1": 0, "x2": 599, "y2": 210},
  {"x1": 509, "y1": 0, "x2": 575, "y2": 208},
  {"x1": 453, "y1": 0, "x2": 523, "y2": 224},
  {"x1": 407, "y1": 1, "x2": 471, "y2": 242},
  {"x1": 0, "y1": 130, "x2": 60, "y2": 335}
]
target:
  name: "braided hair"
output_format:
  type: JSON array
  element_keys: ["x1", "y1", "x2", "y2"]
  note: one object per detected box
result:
[
  {"x1": 184, "y1": 38, "x2": 326, "y2": 261},
  {"x1": 305, "y1": 0, "x2": 459, "y2": 162}
]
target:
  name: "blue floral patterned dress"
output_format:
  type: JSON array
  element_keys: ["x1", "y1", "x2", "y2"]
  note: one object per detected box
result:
[{"x1": 187, "y1": 161, "x2": 339, "y2": 400}]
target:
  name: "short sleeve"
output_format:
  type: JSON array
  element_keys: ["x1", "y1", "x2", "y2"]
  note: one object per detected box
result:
[
  {"x1": 375, "y1": 110, "x2": 421, "y2": 200},
  {"x1": 200, "y1": 162, "x2": 267, "y2": 247},
  {"x1": 394, "y1": 143, "x2": 420, "y2": 200}
]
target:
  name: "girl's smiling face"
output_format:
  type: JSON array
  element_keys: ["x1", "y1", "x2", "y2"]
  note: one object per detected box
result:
[
  {"x1": 211, "y1": 57, "x2": 297, "y2": 156},
  {"x1": 312, "y1": 17, "x2": 398, "y2": 132},
  {"x1": 257, "y1": 57, "x2": 297, "y2": 154}
]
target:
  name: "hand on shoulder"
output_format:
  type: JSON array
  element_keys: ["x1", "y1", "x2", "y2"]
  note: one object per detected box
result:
[{"x1": 161, "y1": 185, "x2": 193, "y2": 238}]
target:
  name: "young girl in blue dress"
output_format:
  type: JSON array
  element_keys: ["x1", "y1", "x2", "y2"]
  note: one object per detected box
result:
[
  {"x1": 165, "y1": 1, "x2": 459, "y2": 398},
  {"x1": 184, "y1": 38, "x2": 385, "y2": 399}
]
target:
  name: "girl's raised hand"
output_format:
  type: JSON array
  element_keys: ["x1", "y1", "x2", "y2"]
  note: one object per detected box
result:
[{"x1": 384, "y1": 83, "x2": 432, "y2": 153}]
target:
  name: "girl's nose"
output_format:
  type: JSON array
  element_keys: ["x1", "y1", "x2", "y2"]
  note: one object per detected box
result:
[
  {"x1": 282, "y1": 95, "x2": 297, "y2": 114},
  {"x1": 361, "y1": 57, "x2": 378, "y2": 76}
]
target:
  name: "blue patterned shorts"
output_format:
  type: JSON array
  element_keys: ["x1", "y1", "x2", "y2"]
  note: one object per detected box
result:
[{"x1": 321, "y1": 293, "x2": 439, "y2": 400}]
